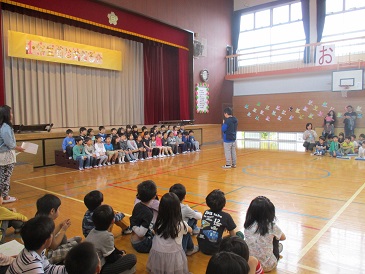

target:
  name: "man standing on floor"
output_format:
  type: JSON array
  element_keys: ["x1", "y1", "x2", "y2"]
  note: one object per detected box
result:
[
  {"x1": 222, "y1": 107, "x2": 238, "y2": 169},
  {"x1": 343, "y1": 105, "x2": 357, "y2": 137}
]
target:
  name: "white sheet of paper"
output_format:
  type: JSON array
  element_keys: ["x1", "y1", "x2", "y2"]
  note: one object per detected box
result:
[
  {"x1": 0, "y1": 239, "x2": 24, "y2": 256},
  {"x1": 21, "y1": 142, "x2": 39, "y2": 154}
]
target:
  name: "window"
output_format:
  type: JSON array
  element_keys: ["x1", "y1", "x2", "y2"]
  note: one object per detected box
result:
[
  {"x1": 322, "y1": 0, "x2": 365, "y2": 55},
  {"x1": 237, "y1": 1, "x2": 305, "y2": 66}
]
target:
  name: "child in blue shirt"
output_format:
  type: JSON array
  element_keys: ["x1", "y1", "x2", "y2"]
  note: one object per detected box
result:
[
  {"x1": 182, "y1": 131, "x2": 192, "y2": 152},
  {"x1": 188, "y1": 130, "x2": 200, "y2": 151},
  {"x1": 98, "y1": 126, "x2": 107, "y2": 142},
  {"x1": 104, "y1": 136, "x2": 117, "y2": 165},
  {"x1": 62, "y1": 129, "x2": 75, "y2": 159}
]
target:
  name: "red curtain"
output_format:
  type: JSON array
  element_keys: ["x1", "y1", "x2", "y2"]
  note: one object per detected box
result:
[
  {"x1": 144, "y1": 43, "x2": 187, "y2": 124},
  {"x1": 178, "y1": 49, "x2": 190, "y2": 120}
]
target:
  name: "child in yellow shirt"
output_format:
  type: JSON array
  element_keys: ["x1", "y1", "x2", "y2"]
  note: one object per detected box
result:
[{"x1": 340, "y1": 136, "x2": 354, "y2": 155}]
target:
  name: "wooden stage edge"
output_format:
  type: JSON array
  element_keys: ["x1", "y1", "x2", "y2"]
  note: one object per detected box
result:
[{"x1": 14, "y1": 124, "x2": 222, "y2": 168}]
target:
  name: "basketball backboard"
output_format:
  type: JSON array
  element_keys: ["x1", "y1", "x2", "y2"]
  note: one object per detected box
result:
[{"x1": 332, "y1": 69, "x2": 364, "y2": 91}]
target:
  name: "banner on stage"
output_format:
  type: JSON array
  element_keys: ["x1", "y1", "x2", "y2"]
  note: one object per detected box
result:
[{"x1": 8, "y1": 31, "x2": 122, "y2": 71}]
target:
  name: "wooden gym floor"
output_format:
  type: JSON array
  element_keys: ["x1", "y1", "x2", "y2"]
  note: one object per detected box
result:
[{"x1": 8, "y1": 143, "x2": 365, "y2": 273}]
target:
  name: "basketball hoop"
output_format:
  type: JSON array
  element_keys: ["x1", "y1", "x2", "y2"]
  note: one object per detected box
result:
[{"x1": 339, "y1": 85, "x2": 349, "y2": 97}]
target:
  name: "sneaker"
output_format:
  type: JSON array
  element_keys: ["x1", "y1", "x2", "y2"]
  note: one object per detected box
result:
[
  {"x1": 68, "y1": 156, "x2": 72, "y2": 159},
  {"x1": 111, "y1": 162, "x2": 115, "y2": 165},
  {"x1": 278, "y1": 243, "x2": 283, "y2": 253},
  {"x1": 122, "y1": 227, "x2": 133, "y2": 235},
  {"x1": 107, "y1": 162, "x2": 111, "y2": 166},
  {"x1": 93, "y1": 165, "x2": 98, "y2": 168},
  {"x1": 186, "y1": 245, "x2": 199, "y2": 256},
  {"x1": 167, "y1": 154, "x2": 171, "y2": 157},
  {"x1": 176, "y1": 152, "x2": 180, "y2": 155},
  {"x1": 192, "y1": 226, "x2": 200, "y2": 235},
  {"x1": 182, "y1": 151, "x2": 187, "y2": 154},
  {"x1": 222, "y1": 165, "x2": 231, "y2": 169},
  {"x1": 79, "y1": 167, "x2": 84, "y2": 171},
  {"x1": 140, "y1": 158, "x2": 145, "y2": 161},
  {"x1": 231, "y1": 165, "x2": 236, "y2": 168},
  {"x1": 2, "y1": 196, "x2": 16, "y2": 203},
  {"x1": 98, "y1": 164, "x2": 102, "y2": 167},
  {"x1": 196, "y1": 149, "x2": 200, "y2": 152},
  {"x1": 103, "y1": 163, "x2": 107, "y2": 166},
  {"x1": 171, "y1": 154, "x2": 175, "y2": 157},
  {"x1": 153, "y1": 156, "x2": 157, "y2": 158}
]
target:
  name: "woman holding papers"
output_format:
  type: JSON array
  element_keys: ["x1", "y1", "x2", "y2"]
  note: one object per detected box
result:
[{"x1": 0, "y1": 105, "x2": 24, "y2": 203}]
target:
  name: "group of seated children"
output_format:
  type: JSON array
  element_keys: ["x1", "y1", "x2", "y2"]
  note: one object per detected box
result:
[
  {"x1": 0, "y1": 180, "x2": 286, "y2": 274},
  {"x1": 305, "y1": 123, "x2": 365, "y2": 158},
  {"x1": 129, "y1": 180, "x2": 285, "y2": 273},
  {"x1": 62, "y1": 125, "x2": 200, "y2": 170}
]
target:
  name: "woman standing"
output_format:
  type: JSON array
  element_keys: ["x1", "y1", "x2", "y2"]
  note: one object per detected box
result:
[{"x1": 0, "y1": 105, "x2": 24, "y2": 203}]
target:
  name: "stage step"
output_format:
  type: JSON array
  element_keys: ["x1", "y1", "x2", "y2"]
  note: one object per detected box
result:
[{"x1": 13, "y1": 161, "x2": 34, "y2": 174}]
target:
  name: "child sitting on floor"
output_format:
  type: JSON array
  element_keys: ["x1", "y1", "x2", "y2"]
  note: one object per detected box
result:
[
  {"x1": 130, "y1": 180, "x2": 157, "y2": 253},
  {"x1": 340, "y1": 136, "x2": 354, "y2": 155},
  {"x1": 82, "y1": 190, "x2": 131, "y2": 237},
  {"x1": 65, "y1": 242, "x2": 101, "y2": 274},
  {"x1": 169, "y1": 183, "x2": 201, "y2": 256},
  {"x1": 206, "y1": 251, "x2": 250, "y2": 274},
  {"x1": 197, "y1": 189, "x2": 237, "y2": 255},
  {"x1": 36, "y1": 194, "x2": 81, "y2": 264},
  {"x1": 244, "y1": 196, "x2": 286, "y2": 272},
  {"x1": 7, "y1": 216, "x2": 67, "y2": 274},
  {"x1": 85, "y1": 205, "x2": 137, "y2": 274},
  {"x1": 0, "y1": 190, "x2": 28, "y2": 244},
  {"x1": 313, "y1": 136, "x2": 326, "y2": 156},
  {"x1": 219, "y1": 235, "x2": 263, "y2": 274},
  {"x1": 329, "y1": 135, "x2": 342, "y2": 157}
]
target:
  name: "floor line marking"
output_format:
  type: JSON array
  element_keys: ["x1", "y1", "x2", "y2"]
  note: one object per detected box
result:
[
  {"x1": 296, "y1": 263, "x2": 321, "y2": 273},
  {"x1": 297, "y1": 182, "x2": 365, "y2": 261},
  {"x1": 14, "y1": 170, "x2": 78, "y2": 182}
]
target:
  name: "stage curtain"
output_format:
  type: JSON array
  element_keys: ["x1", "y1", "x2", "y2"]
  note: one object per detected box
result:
[
  {"x1": 2, "y1": 10, "x2": 144, "y2": 127},
  {"x1": 178, "y1": 48, "x2": 189, "y2": 120},
  {"x1": 143, "y1": 43, "x2": 181, "y2": 124}
]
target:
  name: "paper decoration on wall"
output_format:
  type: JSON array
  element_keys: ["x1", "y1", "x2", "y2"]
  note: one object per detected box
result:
[
  {"x1": 255, "y1": 116, "x2": 259, "y2": 121},
  {"x1": 265, "y1": 116, "x2": 270, "y2": 122},
  {"x1": 281, "y1": 110, "x2": 286, "y2": 115},
  {"x1": 260, "y1": 110, "x2": 265, "y2": 115},
  {"x1": 303, "y1": 106, "x2": 308, "y2": 112},
  {"x1": 357, "y1": 113, "x2": 363, "y2": 119},
  {"x1": 329, "y1": 107, "x2": 335, "y2": 111},
  {"x1": 299, "y1": 115, "x2": 304, "y2": 119},
  {"x1": 247, "y1": 112, "x2": 251, "y2": 117},
  {"x1": 337, "y1": 112, "x2": 343, "y2": 118},
  {"x1": 265, "y1": 105, "x2": 270, "y2": 110},
  {"x1": 295, "y1": 108, "x2": 300, "y2": 114},
  {"x1": 356, "y1": 106, "x2": 362, "y2": 112},
  {"x1": 318, "y1": 111, "x2": 324, "y2": 117},
  {"x1": 288, "y1": 106, "x2": 293, "y2": 112},
  {"x1": 195, "y1": 83, "x2": 209, "y2": 113},
  {"x1": 313, "y1": 105, "x2": 318, "y2": 111},
  {"x1": 252, "y1": 108, "x2": 257, "y2": 113},
  {"x1": 289, "y1": 115, "x2": 294, "y2": 120},
  {"x1": 276, "y1": 106, "x2": 281, "y2": 111},
  {"x1": 272, "y1": 111, "x2": 276, "y2": 116},
  {"x1": 308, "y1": 113, "x2": 314, "y2": 119},
  {"x1": 108, "y1": 12, "x2": 119, "y2": 25},
  {"x1": 257, "y1": 102, "x2": 261, "y2": 106},
  {"x1": 277, "y1": 116, "x2": 282, "y2": 121},
  {"x1": 322, "y1": 102, "x2": 328, "y2": 107},
  {"x1": 244, "y1": 104, "x2": 249, "y2": 109},
  {"x1": 308, "y1": 100, "x2": 313, "y2": 105}
]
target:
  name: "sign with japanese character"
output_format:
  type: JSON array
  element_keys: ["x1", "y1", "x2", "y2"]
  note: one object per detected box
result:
[{"x1": 315, "y1": 44, "x2": 336, "y2": 66}]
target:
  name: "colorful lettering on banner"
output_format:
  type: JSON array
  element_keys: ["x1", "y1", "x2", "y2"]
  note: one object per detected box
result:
[
  {"x1": 8, "y1": 31, "x2": 122, "y2": 71},
  {"x1": 26, "y1": 40, "x2": 103, "y2": 65},
  {"x1": 315, "y1": 44, "x2": 336, "y2": 66}
]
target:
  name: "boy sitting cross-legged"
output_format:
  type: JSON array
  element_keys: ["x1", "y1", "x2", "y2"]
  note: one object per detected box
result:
[
  {"x1": 7, "y1": 216, "x2": 67, "y2": 274},
  {"x1": 82, "y1": 190, "x2": 131, "y2": 237},
  {"x1": 36, "y1": 194, "x2": 81, "y2": 264},
  {"x1": 85, "y1": 205, "x2": 137, "y2": 274}
]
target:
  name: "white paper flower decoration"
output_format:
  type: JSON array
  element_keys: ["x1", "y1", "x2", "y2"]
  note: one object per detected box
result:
[{"x1": 108, "y1": 12, "x2": 118, "y2": 25}]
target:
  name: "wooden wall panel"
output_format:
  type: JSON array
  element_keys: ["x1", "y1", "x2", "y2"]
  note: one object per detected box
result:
[{"x1": 233, "y1": 90, "x2": 365, "y2": 132}]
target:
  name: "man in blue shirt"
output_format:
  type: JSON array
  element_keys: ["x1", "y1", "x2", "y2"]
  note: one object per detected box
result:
[{"x1": 222, "y1": 107, "x2": 238, "y2": 168}]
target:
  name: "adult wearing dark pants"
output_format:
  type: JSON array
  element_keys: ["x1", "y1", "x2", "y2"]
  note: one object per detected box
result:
[
  {"x1": 343, "y1": 105, "x2": 357, "y2": 137},
  {"x1": 222, "y1": 107, "x2": 238, "y2": 169},
  {"x1": 0, "y1": 105, "x2": 24, "y2": 203}
]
